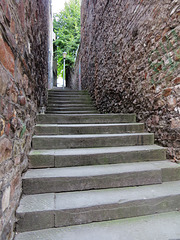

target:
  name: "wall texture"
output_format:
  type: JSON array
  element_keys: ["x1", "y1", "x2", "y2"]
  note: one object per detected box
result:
[
  {"x1": 78, "y1": 0, "x2": 180, "y2": 160},
  {"x1": 0, "y1": 1, "x2": 49, "y2": 239},
  {"x1": 70, "y1": 46, "x2": 81, "y2": 90}
]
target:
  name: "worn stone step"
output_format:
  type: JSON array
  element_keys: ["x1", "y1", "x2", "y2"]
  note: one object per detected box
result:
[
  {"x1": 47, "y1": 96, "x2": 92, "y2": 101},
  {"x1": 48, "y1": 98, "x2": 92, "y2": 104},
  {"x1": 46, "y1": 106, "x2": 97, "y2": 111},
  {"x1": 48, "y1": 102, "x2": 93, "y2": 106},
  {"x1": 22, "y1": 161, "x2": 180, "y2": 195},
  {"x1": 48, "y1": 94, "x2": 91, "y2": 99},
  {"x1": 29, "y1": 145, "x2": 166, "y2": 168},
  {"x1": 49, "y1": 88, "x2": 81, "y2": 91},
  {"x1": 16, "y1": 180, "x2": 180, "y2": 232},
  {"x1": 48, "y1": 97, "x2": 92, "y2": 103},
  {"x1": 37, "y1": 113, "x2": 136, "y2": 124},
  {"x1": 32, "y1": 133, "x2": 154, "y2": 150},
  {"x1": 48, "y1": 90, "x2": 88, "y2": 95},
  {"x1": 48, "y1": 99, "x2": 93, "y2": 105},
  {"x1": 45, "y1": 110, "x2": 98, "y2": 114},
  {"x1": 46, "y1": 109, "x2": 97, "y2": 113},
  {"x1": 48, "y1": 91, "x2": 86, "y2": 94},
  {"x1": 14, "y1": 211, "x2": 180, "y2": 240},
  {"x1": 35, "y1": 123, "x2": 144, "y2": 135},
  {"x1": 47, "y1": 103, "x2": 93, "y2": 107},
  {"x1": 48, "y1": 87, "x2": 72, "y2": 90}
]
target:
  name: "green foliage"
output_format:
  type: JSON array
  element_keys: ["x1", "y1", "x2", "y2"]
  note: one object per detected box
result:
[
  {"x1": 53, "y1": 0, "x2": 81, "y2": 77},
  {"x1": 20, "y1": 125, "x2": 26, "y2": 139}
]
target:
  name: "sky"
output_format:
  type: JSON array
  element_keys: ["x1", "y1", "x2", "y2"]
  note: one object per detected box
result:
[{"x1": 52, "y1": 0, "x2": 67, "y2": 14}]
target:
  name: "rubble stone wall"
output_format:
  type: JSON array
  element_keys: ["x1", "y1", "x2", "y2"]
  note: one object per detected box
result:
[
  {"x1": 70, "y1": 47, "x2": 81, "y2": 90},
  {"x1": 78, "y1": 0, "x2": 180, "y2": 160},
  {"x1": 0, "y1": 0, "x2": 49, "y2": 239}
]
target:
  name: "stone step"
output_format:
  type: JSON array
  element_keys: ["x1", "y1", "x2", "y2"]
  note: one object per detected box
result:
[
  {"x1": 47, "y1": 103, "x2": 93, "y2": 107},
  {"x1": 47, "y1": 98, "x2": 91, "y2": 102},
  {"x1": 16, "y1": 180, "x2": 180, "y2": 232},
  {"x1": 48, "y1": 99, "x2": 93, "y2": 105},
  {"x1": 48, "y1": 95, "x2": 91, "y2": 99},
  {"x1": 29, "y1": 145, "x2": 166, "y2": 168},
  {"x1": 35, "y1": 123, "x2": 144, "y2": 135},
  {"x1": 47, "y1": 97, "x2": 92, "y2": 103},
  {"x1": 32, "y1": 133, "x2": 154, "y2": 150},
  {"x1": 37, "y1": 113, "x2": 136, "y2": 124},
  {"x1": 48, "y1": 90, "x2": 88, "y2": 93},
  {"x1": 22, "y1": 161, "x2": 180, "y2": 195},
  {"x1": 46, "y1": 106, "x2": 97, "y2": 111},
  {"x1": 49, "y1": 88, "x2": 80, "y2": 91},
  {"x1": 14, "y1": 211, "x2": 180, "y2": 240},
  {"x1": 48, "y1": 90, "x2": 88, "y2": 95},
  {"x1": 45, "y1": 110, "x2": 98, "y2": 114},
  {"x1": 48, "y1": 98, "x2": 92, "y2": 104}
]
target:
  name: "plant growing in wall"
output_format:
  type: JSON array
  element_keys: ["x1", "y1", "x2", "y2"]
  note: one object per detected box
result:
[{"x1": 53, "y1": 0, "x2": 81, "y2": 78}]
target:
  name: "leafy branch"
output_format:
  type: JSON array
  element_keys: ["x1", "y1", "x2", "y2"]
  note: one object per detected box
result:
[{"x1": 53, "y1": 0, "x2": 81, "y2": 77}]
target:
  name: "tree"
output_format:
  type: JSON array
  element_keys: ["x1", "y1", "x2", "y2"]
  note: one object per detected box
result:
[{"x1": 53, "y1": 0, "x2": 81, "y2": 77}]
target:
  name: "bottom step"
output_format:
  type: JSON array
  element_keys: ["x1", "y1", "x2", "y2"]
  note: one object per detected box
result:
[
  {"x1": 16, "y1": 180, "x2": 180, "y2": 232},
  {"x1": 15, "y1": 211, "x2": 180, "y2": 240}
]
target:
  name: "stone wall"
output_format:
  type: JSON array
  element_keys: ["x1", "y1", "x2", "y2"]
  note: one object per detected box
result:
[
  {"x1": 70, "y1": 46, "x2": 81, "y2": 90},
  {"x1": 0, "y1": 1, "x2": 49, "y2": 239},
  {"x1": 78, "y1": 0, "x2": 180, "y2": 160}
]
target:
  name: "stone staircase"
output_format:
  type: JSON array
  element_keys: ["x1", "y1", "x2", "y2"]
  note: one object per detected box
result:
[
  {"x1": 15, "y1": 89, "x2": 180, "y2": 239},
  {"x1": 46, "y1": 89, "x2": 98, "y2": 114}
]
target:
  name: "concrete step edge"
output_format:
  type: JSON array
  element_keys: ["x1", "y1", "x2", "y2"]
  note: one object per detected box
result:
[
  {"x1": 45, "y1": 111, "x2": 98, "y2": 113},
  {"x1": 35, "y1": 123, "x2": 144, "y2": 127},
  {"x1": 48, "y1": 101, "x2": 93, "y2": 104},
  {"x1": 37, "y1": 113, "x2": 136, "y2": 116},
  {"x1": 48, "y1": 91, "x2": 89, "y2": 93},
  {"x1": 48, "y1": 91, "x2": 89, "y2": 94},
  {"x1": 45, "y1": 111, "x2": 99, "y2": 114},
  {"x1": 47, "y1": 100, "x2": 91, "y2": 103},
  {"x1": 32, "y1": 133, "x2": 154, "y2": 150},
  {"x1": 33, "y1": 132, "x2": 152, "y2": 138},
  {"x1": 29, "y1": 145, "x2": 166, "y2": 168},
  {"x1": 34, "y1": 123, "x2": 145, "y2": 135},
  {"x1": 48, "y1": 100, "x2": 92, "y2": 103},
  {"x1": 37, "y1": 113, "x2": 136, "y2": 124},
  {"x1": 46, "y1": 105, "x2": 96, "y2": 107},
  {"x1": 22, "y1": 160, "x2": 180, "y2": 194},
  {"x1": 46, "y1": 107, "x2": 97, "y2": 110},
  {"x1": 47, "y1": 104, "x2": 95, "y2": 106},
  {"x1": 48, "y1": 95, "x2": 90, "y2": 97}
]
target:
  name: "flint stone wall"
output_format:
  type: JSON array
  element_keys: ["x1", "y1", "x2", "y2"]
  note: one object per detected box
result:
[
  {"x1": 78, "y1": 0, "x2": 180, "y2": 160},
  {"x1": 0, "y1": 0, "x2": 49, "y2": 239}
]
